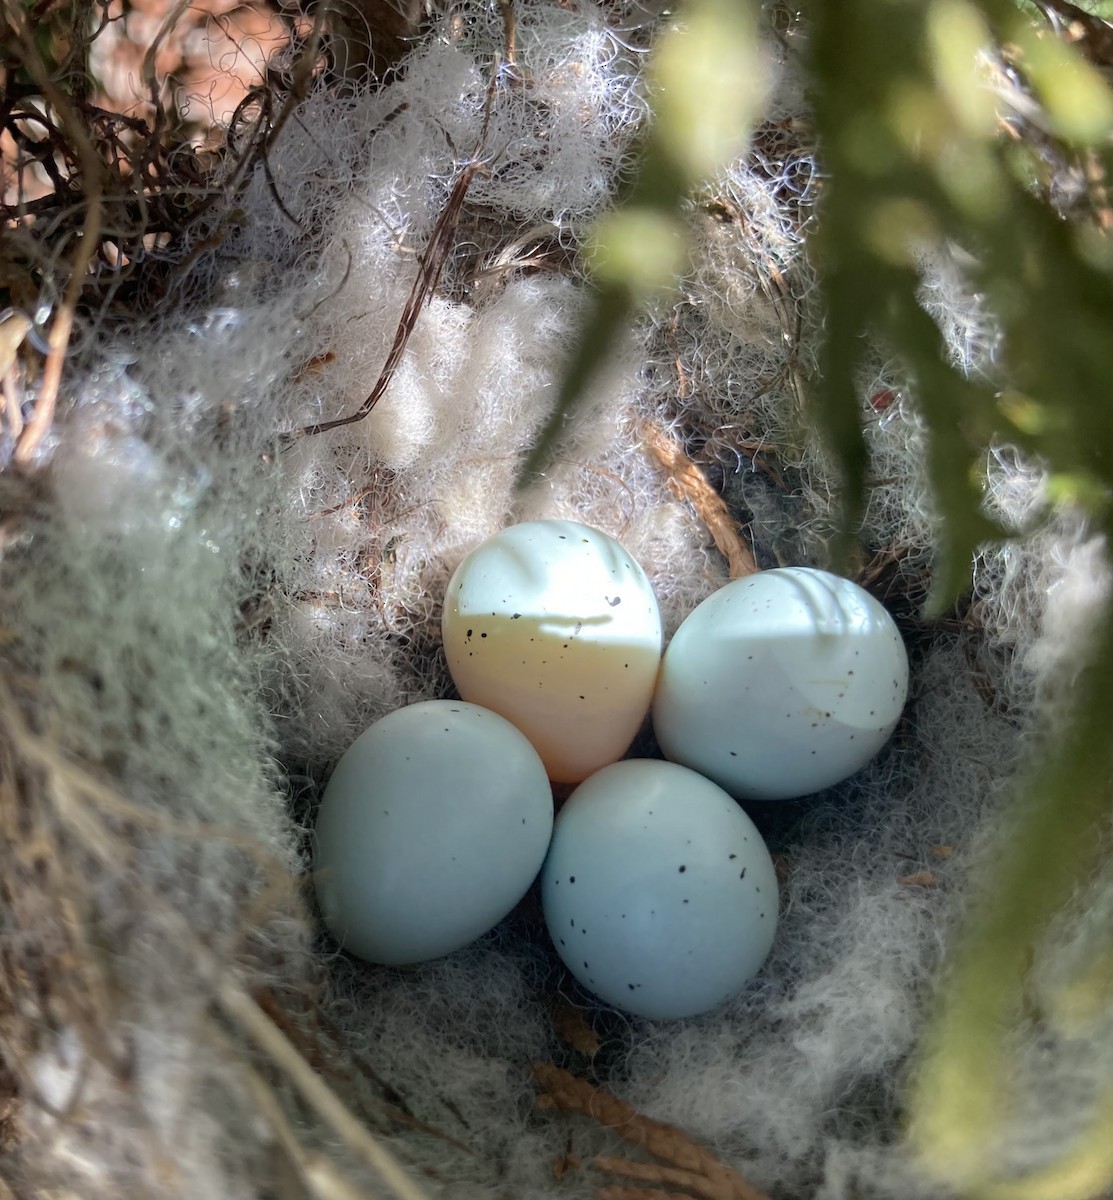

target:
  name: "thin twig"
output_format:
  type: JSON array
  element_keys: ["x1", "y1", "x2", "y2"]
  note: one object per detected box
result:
[
  {"x1": 217, "y1": 979, "x2": 429, "y2": 1200},
  {"x1": 638, "y1": 420, "x2": 759, "y2": 579},
  {"x1": 279, "y1": 164, "x2": 478, "y2": 445},
  {"x1": 5, "y1": 0, "x2": 104, "y2": 466},
  {"x1": 251, "y1": 986, "x2": 476, "y2": 1157},
  {"x1": 498, "y1": 0, "x2": 518, "y2": 77},
  {"x1": 532, "y1": 1064, "x2": 770, "y2": 1200},
  {"x1": 237, "y1": 1051, "x2": 375, "y2": 1200},
  {"x1": 278, "y1": 0, "x2": 519, "y2": 446}
]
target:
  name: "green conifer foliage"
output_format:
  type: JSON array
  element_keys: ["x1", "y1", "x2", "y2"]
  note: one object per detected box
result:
[
  {"x1": 535, "y1": 3, "x2": 1113, "y2": 1195},
  {"x1": 805, "y1": 2, "x2": 1113, "y2": 1194}
]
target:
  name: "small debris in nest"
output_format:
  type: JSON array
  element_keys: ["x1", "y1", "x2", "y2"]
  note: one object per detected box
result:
[
  {"x1": 552, "y1": 999, "x2": 602, "y2": 1058},
  {"x1": 899, "y1": 870, "x2": 939, "y2": 888},
  {"x1": 552, "y1": 1140, "x2": 583, "y2": 1182}
]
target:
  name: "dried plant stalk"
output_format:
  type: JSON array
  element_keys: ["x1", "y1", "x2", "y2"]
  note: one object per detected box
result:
[
  {"x1": 216, "y1": 979, "x2": 429, "y2": 1200},
  {"x1": 637, "y1": 420, "x2": 758, "y2": 579},
  {"x1": 532, "y1": 1063, "x2": 769, "y2": 1200},
  {"x1": 596, "y1": 1187, "x2": 689, "y2": 1200},
  {"x1": 3, "y1": 0, "x2": 104, "y2": 466},
  {"x1": 237, "y1": 1047, "x2": 373, "y2": 1200},
  {"x1": 551, "y1": 1000, "x2": 602, "y2": 1058},
  {"x1": 595, "y1": 1153, "x2": 748, "y2": 1200}
]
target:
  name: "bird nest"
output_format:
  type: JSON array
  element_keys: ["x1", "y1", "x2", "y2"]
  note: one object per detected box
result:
[{"x1": 2, "y1": 2, "x2": 1113, "y2": 1199}]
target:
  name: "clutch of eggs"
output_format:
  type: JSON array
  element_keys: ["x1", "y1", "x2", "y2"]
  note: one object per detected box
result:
[{"x1": 312, "y1": 523, "x2": 910, "y2": 1019}]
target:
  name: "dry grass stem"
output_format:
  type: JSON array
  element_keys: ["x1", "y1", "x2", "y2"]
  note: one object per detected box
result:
[
  {"x1": 281, "y1": 0, "x2": 517, "y2": 447},
  {"x1": 594, "y1": 1153, "x2": 748, "y2": 1200},
  {"x1": 532, "y1": 1063, "x2": 770, "y2": 1200},
  {"x1": 637, "y1": 420, "x2": 759, "y2": 579},
  {"x1": 252, "y1": 987, "x2": 476, "y2": 1157},
  {"x1": 280, "y1": 129, "x2": 475, "y2": 446},
  {"x1": 596, "y1": 1186, "x2": 691, "y2": 1200},
  {"x1": 217, "y1": 979, "x2": 430, "y2": 1200},
  {"x1": 239, "y1": 1051, "x2": 376, "y2": 1200}
]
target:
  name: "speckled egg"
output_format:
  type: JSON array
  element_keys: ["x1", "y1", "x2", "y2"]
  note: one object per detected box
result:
[
  {"x1": 441, "y1": 520, "x2": 663, "y2": 783},
  {"x1": 313, "y1": 700, "x2": 553, "y2": 965},
  {"x1": 652, "y1": 567, "x2": 909, "y2": 800},
  {"x1": 541, "y1": 759, "x2": 778, "y2": 1019}
]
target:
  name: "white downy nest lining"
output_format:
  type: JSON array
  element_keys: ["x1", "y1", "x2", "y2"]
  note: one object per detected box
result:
[{"x1": 2, "y1": 3, "x2": 1112, "y2": 1198}]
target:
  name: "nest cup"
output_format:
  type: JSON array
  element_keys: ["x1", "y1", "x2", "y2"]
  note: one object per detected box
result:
[{"x1": 2, "y1": 2, "x2": 1112, "y2": 1198}]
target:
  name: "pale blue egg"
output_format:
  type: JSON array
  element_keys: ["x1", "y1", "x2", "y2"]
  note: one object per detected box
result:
[
  {"x1": 653, "y1": 568, "x2": 909, "y2": 800},
  {"x1": 314, "y1": 701, "x2": 553, "y2": 965},
  {"x1": 541, "y1": 759, "x2": 778, "y2": 1019}
]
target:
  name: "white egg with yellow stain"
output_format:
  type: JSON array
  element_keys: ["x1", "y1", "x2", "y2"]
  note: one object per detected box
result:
[{"x1": 442, "y1": 520, "x2": 663, "y2": 783}]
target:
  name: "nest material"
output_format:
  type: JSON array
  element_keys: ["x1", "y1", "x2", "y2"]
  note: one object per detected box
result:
[{"x1": 2, "y1": 2, "x2": 1113, "y2": 1199}]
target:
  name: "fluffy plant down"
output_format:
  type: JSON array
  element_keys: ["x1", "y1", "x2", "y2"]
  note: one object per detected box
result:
[{"x1": 1, "y1": 2, "x2": 1111, "y2": 1198}]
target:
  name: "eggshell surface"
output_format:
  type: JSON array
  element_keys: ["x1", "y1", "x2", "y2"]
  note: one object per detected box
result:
[
  {"x1": 653, "y1": 567, "x2": 909, "y2": 800},
  {"x1": 541, "y1": 759, "x2": 778, "y2": 1019},
  {"x1": 313, "y1": 700, "x2": 553, "y2": 965},
  {"x1": 442, "y1": 520, "x2": 663, "y2": 783}
]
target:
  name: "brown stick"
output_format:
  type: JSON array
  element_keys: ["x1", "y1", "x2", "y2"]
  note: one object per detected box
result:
[
  {"x1": 595, "y1": 1153, "x2": 744, "y2": 1200},
  {"x1": 4, "y1": 0, "x2": 104, "y2": 466},
  {"x1": 638, "y1": 421, "x2": 759, "y2": 579},
  {"x1": 532, "y1": 1064, "x2": 770, "y2": 1200},
  {"x1": 279, "y1": 0, "x2": 518, "y2": 448}
]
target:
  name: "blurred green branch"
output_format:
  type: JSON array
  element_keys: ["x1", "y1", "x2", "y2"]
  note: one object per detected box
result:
[
  {"x1": 809, "y1": 0, "x2": 1113, "y2": 604},
  {"x1": 804, "y1": 1, "x2": 1113, "y2": 1195},
  {"x1": 528, "y1": 1, "x2": 1113, "y2": 1196},
  {"x1": 516, "y1": 0, "x2": 770, "y2": 488},
  {"x1": 794, "y1": 0, "x2": 1113, "y2": 1193}
]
